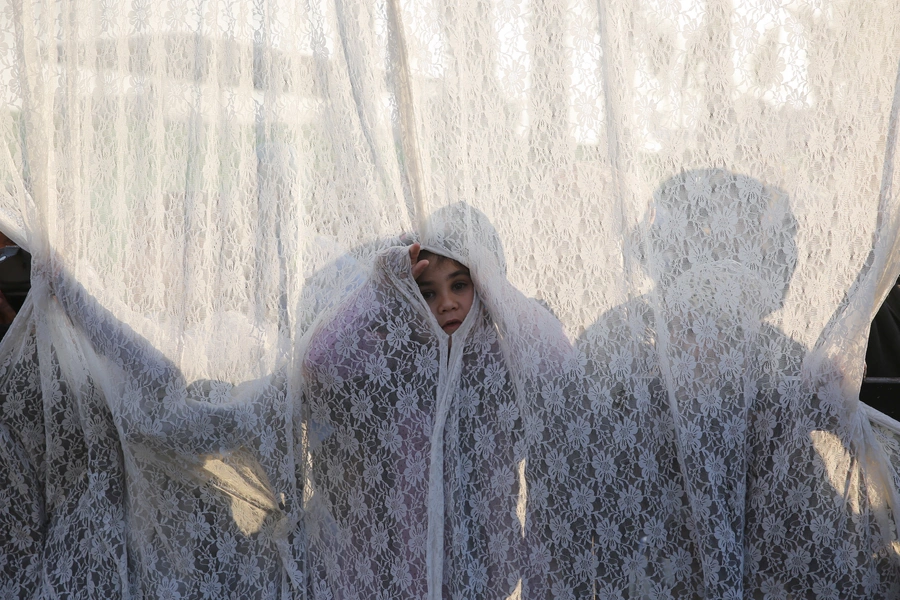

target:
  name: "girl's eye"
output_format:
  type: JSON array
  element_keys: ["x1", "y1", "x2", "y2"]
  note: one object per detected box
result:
[
  {"x1": 420, "y1": 290, "x2": 434, "y2": 300},
  {"x1": 452, "y1": 281, "x2": 469, "y2": 291}
]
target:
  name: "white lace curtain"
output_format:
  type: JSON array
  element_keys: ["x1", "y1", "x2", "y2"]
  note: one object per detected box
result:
[{"x1": 3, "y1": 0, "x2": 900, "y2": 597}]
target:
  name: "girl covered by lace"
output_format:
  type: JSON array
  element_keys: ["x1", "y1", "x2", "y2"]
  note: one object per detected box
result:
[{"x1": 300, "y1": 203, "x2": 578, "y2": 599}]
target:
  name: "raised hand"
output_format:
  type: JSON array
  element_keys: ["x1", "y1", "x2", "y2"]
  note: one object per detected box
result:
[{"x1": 408, "y1": 243, "x2": 430, "y2": 280}]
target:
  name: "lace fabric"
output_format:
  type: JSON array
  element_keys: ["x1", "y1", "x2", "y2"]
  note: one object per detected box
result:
[{"x1": 4, "y1": 0, "x2": 900, "y2": 598}]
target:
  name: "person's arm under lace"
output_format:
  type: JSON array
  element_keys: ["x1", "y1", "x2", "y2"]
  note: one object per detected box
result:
[{"x1": 53, "y1": 265, "x2": 285, "y2": 458}]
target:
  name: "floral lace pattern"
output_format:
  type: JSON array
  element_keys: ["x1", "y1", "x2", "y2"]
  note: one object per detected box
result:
[{"x1": 4, "y1": 0, "x2": 900, "y2": 598}]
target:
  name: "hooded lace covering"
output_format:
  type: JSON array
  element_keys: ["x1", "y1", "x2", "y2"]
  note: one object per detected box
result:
[{"x1": 5, "y1": 0, "x2": 900, "y2": 598}]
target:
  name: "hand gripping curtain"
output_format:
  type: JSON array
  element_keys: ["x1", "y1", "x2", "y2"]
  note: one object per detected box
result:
[{"x1": 4, "y1": 0, "x2": 900, "y2": 598}]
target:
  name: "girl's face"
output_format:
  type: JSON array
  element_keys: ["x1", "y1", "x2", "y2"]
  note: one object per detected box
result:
[{"x1": 415, "y1": 255, "x2": 475, "y2": 334}]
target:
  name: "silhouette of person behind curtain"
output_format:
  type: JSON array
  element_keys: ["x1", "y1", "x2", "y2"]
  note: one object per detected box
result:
[{"x1": 576, "y1": 169, "x2": 896, "y2": 598}]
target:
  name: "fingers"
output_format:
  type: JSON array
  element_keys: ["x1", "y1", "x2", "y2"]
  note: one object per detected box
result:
[
  {"x1": 408, "y1": 243, "x2": 429, "y2": 279},
  {"x1": 412, "y1": 258, "x2": 429, "y2": 279}
]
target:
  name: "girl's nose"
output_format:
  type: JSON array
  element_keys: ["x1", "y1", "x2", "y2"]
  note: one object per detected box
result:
[{"x1": 438, "y1": 295, "x2": 457, "y2": 313}]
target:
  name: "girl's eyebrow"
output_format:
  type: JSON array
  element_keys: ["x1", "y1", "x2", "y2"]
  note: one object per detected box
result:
[{"x1": 448, "y1": 269, "x2": 470, "y2": 279}]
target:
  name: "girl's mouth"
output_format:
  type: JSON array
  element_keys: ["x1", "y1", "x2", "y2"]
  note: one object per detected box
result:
[{"x1": 442, "y1": 319, "x2": 462, "y2": 333}]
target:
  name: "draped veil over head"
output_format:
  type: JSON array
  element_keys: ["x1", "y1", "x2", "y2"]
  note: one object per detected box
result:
[{"x1": 301, "y1": 202, "x2": 567, "y2": 599}]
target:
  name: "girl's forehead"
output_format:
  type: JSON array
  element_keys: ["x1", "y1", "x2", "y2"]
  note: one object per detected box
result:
[
  {"x1": 418, "y1": 255, "x2": 471, "y2": 282},
  {"x1": 420, "y1": 251, "x2": 469, "y2": 272}
]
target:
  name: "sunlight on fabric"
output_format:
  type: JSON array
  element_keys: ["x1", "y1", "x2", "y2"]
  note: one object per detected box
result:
[
  {"x1": 731, "y1": 0, "x2": 812, "y2": 108},
  {"x1": 495, "y1": 0, "x2": 531, "y2": 137},
  {"x1": 630, "y1": 0, "x2": 708, "y2": 152},
  {"x1": 517, "y1": 457, "x2": 527, "y2": 536},
  {"x1": 399, "y1": 0, "x2": 445, "y2": 79},
  {"x1": 200, "y1": 454, "x2": 279, "y2": 535},
  {"x1": 569, "y1": 0, "x2": 604, "y2": 145},
  {"x1": 809, "y1": 429, "x2": 859, "y2": 515}
]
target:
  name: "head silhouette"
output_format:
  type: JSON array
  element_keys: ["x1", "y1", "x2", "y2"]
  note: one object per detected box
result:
[{"x1": 641, "y1": 169, "x2": 798, "y2": 316}]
